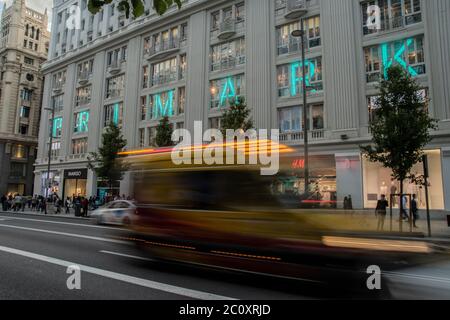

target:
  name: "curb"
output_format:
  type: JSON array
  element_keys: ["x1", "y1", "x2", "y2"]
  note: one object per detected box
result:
[{"x1": 0, "y1": 211, "x2": 92, "y2": 220}]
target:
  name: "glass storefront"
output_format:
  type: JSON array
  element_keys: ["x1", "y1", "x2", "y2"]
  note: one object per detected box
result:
[
  {"x1": 273, "y1": 155, "x2": 337, "y2": 208},
  {"x1": 363, "y1": 150, "x2": 444, "y2": 210},
  {"x1": 40, "y1": 171, "x2": 61, "y2": 197},
  {"x1": 63, "y1": 169, "x2": 88, "y2": 199}
]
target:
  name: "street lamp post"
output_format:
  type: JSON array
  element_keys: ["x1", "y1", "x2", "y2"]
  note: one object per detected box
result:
[
  {"x1": 292, "y1": 21, "x2": 309, "y2": 198},
  {"x1": 44, "y1": 105, "x2": 55, "y2": 214}
]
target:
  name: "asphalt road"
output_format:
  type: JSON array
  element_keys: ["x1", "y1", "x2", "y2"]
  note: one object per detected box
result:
[{"x1": 0, "y1": 212, "x2": 449, "y2": 300}]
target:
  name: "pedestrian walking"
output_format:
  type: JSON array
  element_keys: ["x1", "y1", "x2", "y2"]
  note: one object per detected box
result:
[
  {"x1": 400, "y1": 195, "x2": 409, "y2": 221},
  {"x1": 65, "y1": 197, "x2": 71, "y2": 214},
  {"x1": 376, "y1": 194, "x2": 389, "y2": 231}
]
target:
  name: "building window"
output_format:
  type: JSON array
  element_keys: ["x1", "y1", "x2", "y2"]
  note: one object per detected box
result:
[
  {"x1": 364, "y1": 35, "x2": 425, "y2": 83},
  {"x1": 9, "y1": 163, "x2": 27, "y2": 178},
  {"x1": 106, "y1": 74, "x2": 125, "y2": 99},
  {"x1": 24, "y1": 57, "x2": 34, "y2": 65},
  {"x1": 140, "y1": 96, "x2": 148, "y2": 121},
  {"x1": 142, "y1": 66, "x2": 149, "y2": 88},
  {"x1": 53, "y1": 70, "x2": 67, "y2": 88},
  {"x1": 148, "y1": 127, "x2": 157, "y2": 147},
  {"x1": 361, "y1": 0, "x2": 422, "y2": 36},
  {"x1": 12, "y1": 145, "x2": 27, "y2": 159},
  {"x1": 150, "y1": 90, "x2": 175, "y2": 120},
  {"x1": 277, "y1": 57, "x2": 323, "y2": 97},
  {"x1": 179, "y1": 55, "x2": 187, "y2": 80},
  {"x1": 71, "y1": 138, "x2": 88, "y2": 155},
  {"x1": 210, "y1": 74, "x2": 245, "y2": 109},
  {"x1": 19, "y1": 124, "x2": 29, "y2": 135},
  {"x1": 74, "y1": 111, "x2": 90, "y2": 133},
  {"x1": 52, "y1": 117, "x2": 63, "y2": 138},
  {"x1": 77, "y1": 59, "x2": 94, "y2": 79},
  {"x1": 20, "y1": 89, "x2": 33, "y2": 101},
  {"x1": 139, "y1": 128, "x2": 145, "y2": 148},
  {"x1": 104, "y1": 102, "x2": 123, "y2": 127},
  {"x1": 178, "y1": 87, "x2": 186, "y2": 115},
  {"x1": 76, "y1": 85, "x2": 92, "y2": 106},
  {"x1": 278, "y1": 104, "x2": 324, "y2": 133},
  {"x1": 209, "y1": 117, "x2": 221, "y2": 130},
  {"x1": 276, "y1": 17, "x2": 321, "y2": 56},
  {"x1": 52, "y1": 94, "x2": 64, "y2": 113},
  {"x1": 210, "y1": 38, "x2": 245, "y2": 72},
  {"x1": 20, "y1": 106, "x2": 30, "y2": 118},
  {"x1": 152, "y1": 57, "x2": 178, "y2": 86}
]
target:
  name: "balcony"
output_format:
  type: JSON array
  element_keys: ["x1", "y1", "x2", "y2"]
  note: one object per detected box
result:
[
  {"x1": 280, "y1": 130, "x2": 326, "y2": 143},
  {"x1": 147, "y1": 39, "x2": 180, "y2": 61},
  {"x1": 108, "y1": 60, "x2": 123, "y2": 75},
  {"x1": 78, "y1": 71, "x2": 91, "y2": 85},
  {"x1": 152, "y1": 73, "x2": 178, "y2": 86},
  {"x1": 285, "y1": 0, "x2": 308, "y2": 19},
  {"x1": 211, "y1": 56, "x2": 246, "y2": 72},
  {"x1": 218, "y1": 19, "x2": 237, "y2": 40},
  {"x1": 52, "y1": 81, "x2": 64, "y2": 94}
]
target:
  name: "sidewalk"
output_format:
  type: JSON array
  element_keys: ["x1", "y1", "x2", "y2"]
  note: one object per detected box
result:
[
  {"x1": 290, "y1": 209, "x2": 450, "y2": 241},
  {"x1": 0, "y1": 209, "x2": 92, "y2": 219}
]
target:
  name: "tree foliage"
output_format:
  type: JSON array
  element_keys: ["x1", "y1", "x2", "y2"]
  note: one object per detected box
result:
[
  {"x1": 87, "y1": 123, "x2": 128, "y2": 192},
  {"x1": 360, "y1": 65, "x2": 437, "y2": 185},
  {"x1": 220, "y1": 97, "x2": 254, "y2": 135},
  {"x1": 88, "y1": 0, "x2": 182, "y2": 18},
  {"x1": 155, "y1": 116, "x2": 174, "y2": 147}
]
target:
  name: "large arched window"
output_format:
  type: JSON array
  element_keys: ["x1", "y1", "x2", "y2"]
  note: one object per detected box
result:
[
  {"x1": 36, "y1": 29, "x2": 40, "y2": 40},
  {"x1": 31, "y1": 26, "x2": 35, "y2": 38},
  {"x1": 25, "y1": 24, "x2": 29, "y2": 36}
]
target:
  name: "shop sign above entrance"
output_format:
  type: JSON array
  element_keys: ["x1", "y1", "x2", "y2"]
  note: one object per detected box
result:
[{"x1": 64, "y1": 169, "x2": 88, "y2": 179}]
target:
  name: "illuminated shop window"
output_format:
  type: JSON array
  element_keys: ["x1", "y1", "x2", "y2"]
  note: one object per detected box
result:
[
  {"x1": 12, "y1": 145, "x2": 27, "y2": 159},
  {"x1": 364, "y1": 35, "x2": 425, "y2": 83},
  {"x1": 210, "y1": 74, "x2": 245, "y2": 109},
  {"x1": 71, "y1": 138, "x2": 88, "y2": 155},
  {"x1": 74, "y1": 111, "x2": 89, "y2": 133},
  {"x1": 76, "y1": 85, "x2": 92, "y2": 106}
]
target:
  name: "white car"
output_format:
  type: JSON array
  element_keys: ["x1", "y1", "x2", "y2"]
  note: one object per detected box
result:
[{"x1": 91, "y1": 200, "x2": 136, "y2": 226}]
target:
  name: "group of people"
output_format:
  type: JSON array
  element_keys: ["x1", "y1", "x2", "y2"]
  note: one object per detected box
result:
[
  {"x1": 375, "y1": 194, "x2": 420, "y2": 231},
  {"x1": 1, "y1": 194, "x2": 48, "y2": 213}
]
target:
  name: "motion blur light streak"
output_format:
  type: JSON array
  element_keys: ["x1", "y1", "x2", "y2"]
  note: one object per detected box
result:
[{"x1": 322, "y1": 237, "x2": 432, "y2": 253}]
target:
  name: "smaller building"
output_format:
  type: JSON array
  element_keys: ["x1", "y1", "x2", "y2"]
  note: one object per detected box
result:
[{"x1": 0, "y1": 0, "x2": 50, "y2": 196}]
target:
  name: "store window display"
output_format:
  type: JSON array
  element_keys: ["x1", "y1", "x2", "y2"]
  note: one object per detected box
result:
[{"x1": 363, "y1": 150, "x2": 444, "y2": 210}]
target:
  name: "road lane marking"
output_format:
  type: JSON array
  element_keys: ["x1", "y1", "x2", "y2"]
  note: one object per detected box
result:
[
  {"x1": 0, "y1": 215, "x2": 119, "y2": 230},
  {"x1": 385, "y1": 271, "x2": 450, "y2": 284},
  {"x1": 100, "y1": 250, "x2": 154, "y2": 261},
  {"x1": 0, "y1": 245, "x2": 236, "y2": 300},
  {"x1": 0, "y1": 224, "x2": 127, "y2": 244}
]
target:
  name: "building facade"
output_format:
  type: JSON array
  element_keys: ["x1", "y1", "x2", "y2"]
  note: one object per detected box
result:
[
  {"x1": 34, "y1": 0, "x2": 450, "y2": 212},
  {"x1": 0, "y1": 0, "x2": 49, "y2": 196}
]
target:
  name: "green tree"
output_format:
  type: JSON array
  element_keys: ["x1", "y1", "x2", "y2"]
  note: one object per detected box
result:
[
  {"x1": 87, "y1": 123, "x2": 128, "y2": 195},
  {"x1": 88, "y1": 0, "x2": 182, "y2": 18},
  {"x1": 360, "y1": 65, "x2": 437, "y2": 222},
  {"x1": 155, "y1": 116, "x2": 174, "y2": 147},
  {"x1": 220, "y1": 97, "x2": 254, "y2": 135}
]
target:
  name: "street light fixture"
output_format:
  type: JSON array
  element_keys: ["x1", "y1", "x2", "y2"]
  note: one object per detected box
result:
[
  {"x1": 291, "y1": 21, "x2": 310, "y2": 200},
  {"x1": 44, "y1": 105, "x2": 55, "y2": 214}
]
